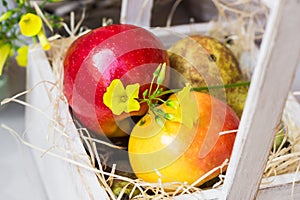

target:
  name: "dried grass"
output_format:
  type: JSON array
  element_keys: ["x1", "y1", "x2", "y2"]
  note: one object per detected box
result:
[{"x1": 1, "y1": 1, "x2": 300, "y2": 199}]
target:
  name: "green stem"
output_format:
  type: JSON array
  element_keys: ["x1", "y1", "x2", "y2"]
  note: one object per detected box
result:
[
  {"x1": 151, "y1": 97, "x2": 166, "y2": 103},
  {"x1": 192, "y1": 81, "x2": 251, "y2": 91},
  {"x1": 148, "y1": 76, "x2": 156, "y2": 98},
  {"x1": 138, "y1": 81, "x2": 250, "y2": 113},
  {"x1": 151, "y1": 81, "x2": 251, "y2": 98}
]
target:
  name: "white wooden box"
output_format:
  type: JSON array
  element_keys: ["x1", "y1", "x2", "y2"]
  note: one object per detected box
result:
[{"x1": 25, "y1": 0, "x2": 300, "y2": 199}]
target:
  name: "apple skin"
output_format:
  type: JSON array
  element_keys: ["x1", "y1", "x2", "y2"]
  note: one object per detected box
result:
[
  {"x1": 128, "y1": 92, "x2": 239, "y2": 186},
  {"x1": 63, "y1": 24, "x2": 169, "y2": 137}
]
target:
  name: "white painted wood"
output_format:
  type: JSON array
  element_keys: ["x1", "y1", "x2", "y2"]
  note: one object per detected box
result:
[
  {"x1": 173, "y1": 172, "x2": 300, "y2": 200},
  {"x1": 25, "y1": 45, "x2": 109, "y2": 200},
  {"x1": 284, "y1": 94, "x2": 300, "y2": 128},
  {"x1": 258, "y1": 173, "x2": 300, "y2": 200},
  {"x1": 261, "y1": 0, "x2": 275, "y2": 9},
  {"x1": 120, "y1": 0, "x2": 153, "y2": 27},
  {"x1": 174, "y1": 187, "x2": 222, "y2": 200},
  {"x1": 284, "y1": 94, "x2": 300, "y2": 152},
  {"x1": 222, "y1": 0, "x2": 300, "y2": 199},
  {"x1": 150, "y1": 22, "x2": 212, "y2": 48}
]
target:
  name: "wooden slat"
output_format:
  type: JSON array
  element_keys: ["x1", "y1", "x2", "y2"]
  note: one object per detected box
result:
[
  {"x1": 120, "y1": 0, "x2": 153, "y2": 27},
  {"x1": 257, "y1": 173, "x2": 300, "y2": 200},
  {"x1": 26, "y1": 45, "x2": 109, "y2": 200},
  {"x1": 174, "y1": 172, "x2": 300, "y2": 200},
  {"x1": 150, "y1": 22, "x2": 212, "y2": 48},
  {"x1": 222, "y1": 0, "x2": 300, "y2": 199}
]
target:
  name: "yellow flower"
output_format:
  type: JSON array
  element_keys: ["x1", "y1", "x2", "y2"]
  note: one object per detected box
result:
[
  {"x1": 176, "y1": 84, "x2": 199, "y2": 128},
  {"x1": 37, "y1": 30, "x2": 50, "y2": 50},
  {"x1": 19, "y1": 13, "x2": 42, "y2": 37},
  {"x1": 16, "y1": 46, "x2": 28, "y2": 67},
  {"x1": 0, "y1": 43, "x2": 11, "y2": 76},
  {"x1": 103, "y1": 79, "x2": 140, "y2": 115}
]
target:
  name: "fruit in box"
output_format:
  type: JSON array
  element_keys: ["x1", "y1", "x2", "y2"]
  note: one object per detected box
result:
[
  {"x1": 63, "y1": 24, "x2": 169, "y2": 137},
  {"x1": 128, "y1": 90, "x2": 239, "y2": 186},
  {"x1": 64, "y1": 23, "x2": 240, "y2": 188},
  {"x1": 168, "y1": 35, "x2": 248, "y2": 118}
]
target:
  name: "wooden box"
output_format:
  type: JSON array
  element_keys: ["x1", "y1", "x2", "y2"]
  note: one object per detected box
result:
[{"x1": 25, "y1": 0, "x2": 300, "y2": 199}]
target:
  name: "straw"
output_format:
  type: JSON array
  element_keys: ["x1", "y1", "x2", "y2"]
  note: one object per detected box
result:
[{"x1": 2, "y1": 1, "x2": 299, "y2": 199}]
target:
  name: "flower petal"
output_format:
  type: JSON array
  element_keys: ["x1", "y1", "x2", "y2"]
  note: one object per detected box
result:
[
  {"x1": 103, "y1": 79, "x2": 127, "y2": 115},
  {"x1": 37, "y1": 30, "x2": 50, "y2": 50},
  {"x1": 0, "y1": 43, "x2": 11, "y2": 76},
  {"x1": 19, "y1": 13, "x2": 42, "y2": 37},
  {"x1": 125, "y1": 83, "x2": 140, "y2": 113},
  {"x1": 125, "y1": 98, "x2": 140, "y2": 113},
  {"x1": 176, "y1": 84, "x2": 199, "y2": 128},
  {"x1": 125, "y1": 83, "x2": 140, "y2": 99},
  {"x1": 111, "y1": 101, "x2": 127, "y2": 115},
  {"x1": 16, "y1": 46, "x2": 28, "y2": 67}
]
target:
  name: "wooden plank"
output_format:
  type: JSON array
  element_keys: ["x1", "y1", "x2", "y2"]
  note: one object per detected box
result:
[
  {"x1": 257, "y1": 182, "x2": 300, "y2": 200},
  {"x1": 150, "y1": 22, "x2": 212, "y2": 48},
  {"x1": 173, "y1": 172, "x2": 300, "y2": 200},
  {"x1": 26, "y1": 45, "x2": 109, "y2": 200},
  {"x1": 257, "y1": 173, "x2": 300, "y2": 200},
  {"x1": 283, "y1": 94, "x2": 300, "y2": 152},
  {"x1": 222, "y1": 0, "x2": 300, "y2": 199},
  {"x1": 174, "y1": 188, "x2": 222, "y2": 200},
  {"x1": 120, "y1": 0, "x2": 153, "y2": 27}
]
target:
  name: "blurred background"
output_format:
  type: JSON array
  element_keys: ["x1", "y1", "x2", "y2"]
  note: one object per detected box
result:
[
  {"x1": 0, "y1": 1, "x2": 299, "y2": 200},
  {"x1": 43, "y1": 0, "x2": 218, "y2": 29}
]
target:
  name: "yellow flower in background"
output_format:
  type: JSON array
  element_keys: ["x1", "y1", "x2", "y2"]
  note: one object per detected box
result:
[
  {"x1": 0, "y1": 43, "x2": 11, "y2": 76},
  {"x1": 19, "y1": 13, "x2": 42, "y2": 37},
  {"x1": 0, "y1": 0, "x2": 61, "y2": 77},
  {"x1": 103, "y1": 79, "x2": 140, "y2": 115},
  {"x1": 16, "y1": 46, "x2": 28, "y2": 67},
  {"x1": 37, "y1": 30, "x2": 51, "y2": 50}
]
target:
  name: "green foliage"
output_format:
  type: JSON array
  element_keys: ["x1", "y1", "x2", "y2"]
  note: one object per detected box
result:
[{"x1": 0, "y1": 0, "x2": 62, "y2": 51}]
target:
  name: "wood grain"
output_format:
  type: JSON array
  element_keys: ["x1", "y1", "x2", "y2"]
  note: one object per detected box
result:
[{"x1": 222, "y1": 0, "x2": 300, "y2": 199}]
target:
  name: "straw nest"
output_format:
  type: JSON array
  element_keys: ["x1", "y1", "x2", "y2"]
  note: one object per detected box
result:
[{"x1": 2, "y1": 0, "x2": 300, "y2": 199}]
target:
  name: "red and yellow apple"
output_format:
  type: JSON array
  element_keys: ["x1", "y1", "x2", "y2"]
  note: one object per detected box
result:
[
  {"x1": 63, "y1": 24, "x2": 169, "y2": 137},
  {"x1": 128, "y1": 91, "x2": 239, "y2": 186}
]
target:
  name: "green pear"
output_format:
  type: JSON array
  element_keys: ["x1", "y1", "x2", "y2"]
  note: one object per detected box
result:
[{"x1": 168, "y1": 35, "x2": 248, "y2": 118}]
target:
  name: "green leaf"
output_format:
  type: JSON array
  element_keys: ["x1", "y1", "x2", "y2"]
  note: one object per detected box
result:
[
  {"x1": 142, "y1": 89, "x2": 149, "y2": 98},
  {"x1": 0, "y1": 10, "x2": 13, "y2": 22},
  {"x1": 164, "y1": 113, "x2": 179, "y2": 122},
  {"x1": 139, "y1": 119, "x2": 146, "y2": 126},
  {"x1": 155, "y1": 116, "x2": 165, "y2": 128},
  {"x1": 155, "y1": 88, "x2": 163, "y2": 95},
  {"x1": 156, "y1": 108, "x2": 165, "y2": 116},
  {"x1": 2, "y1": 0, "x2": 8, "y2": 7},
  {"x1": 153, "y1": 63, "x2": 162, "y2": 78},
  {"x1": 156, "y1": 62, "x2": 166, "y2": 85},
  {"x1": 166, "y1": 100, "x2": 179, "y2": 110}
]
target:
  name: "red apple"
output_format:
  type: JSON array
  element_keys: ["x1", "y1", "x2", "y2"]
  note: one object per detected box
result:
[
  {"x1": 128, "y1": 91, "x2": 239, "y2": 186},
  {"x1": 63, "y1": 24, "x2": 169, "y2": 137}
]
